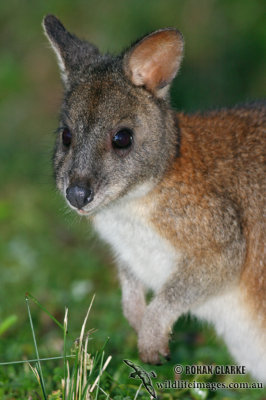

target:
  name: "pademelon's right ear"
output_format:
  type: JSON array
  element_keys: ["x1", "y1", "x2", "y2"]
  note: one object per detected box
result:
[{"x1": 42, "y1": 15, "x2": 99, "y2": 87}]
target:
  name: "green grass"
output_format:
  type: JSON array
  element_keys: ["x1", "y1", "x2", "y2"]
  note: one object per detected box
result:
[
  {"x1": 0, "y1": 0, "x2": 265, "y2": 398},
  {"x1": 6, "y1": 294, "x2": 113, "y2": 399},
  {"x1": 1, "y1": 294, "x2": 265, "y2": 399}
]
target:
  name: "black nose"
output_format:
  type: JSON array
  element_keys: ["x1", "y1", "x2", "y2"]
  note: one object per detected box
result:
[{"x1": 66, "y1": 185, "x2": 93, "y2": 209}]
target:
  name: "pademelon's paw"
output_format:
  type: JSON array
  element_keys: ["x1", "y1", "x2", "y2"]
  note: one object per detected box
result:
[{"x1": 138, "y1": 323, "x2": 170, "y2": 364}]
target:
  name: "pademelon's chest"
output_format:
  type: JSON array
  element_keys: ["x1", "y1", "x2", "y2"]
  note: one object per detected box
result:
[{"x1": 93, "y1": 201, "x2": 178, "y2": 291}]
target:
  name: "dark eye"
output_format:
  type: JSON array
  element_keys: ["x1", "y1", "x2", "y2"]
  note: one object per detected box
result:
[
  {"x1": 62, "y1": 127, "x2": 72, "y2": 147},
  {"x1": 112, "y1": 129, "x2": 133, "y2": 150}
]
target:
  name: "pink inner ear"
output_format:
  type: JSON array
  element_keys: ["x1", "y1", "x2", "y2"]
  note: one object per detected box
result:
[{"x1": 128, "y1": 30, "x2": 183, "y2": 93}]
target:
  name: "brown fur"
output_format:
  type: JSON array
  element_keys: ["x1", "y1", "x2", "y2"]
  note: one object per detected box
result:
[{"x1": 149, "y1": 106, "x2": 265, "y2": 325}]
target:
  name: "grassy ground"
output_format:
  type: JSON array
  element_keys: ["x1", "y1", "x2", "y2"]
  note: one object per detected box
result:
[{"x1": 0, "y1": 0, "x2": 265, "y2": 398}]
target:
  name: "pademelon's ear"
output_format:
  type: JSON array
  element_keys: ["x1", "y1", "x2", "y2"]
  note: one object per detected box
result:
[
  {"x1": 123, "y1": 28, "x2": 184, "y2": 99},
  {"x1": 42, "y1": 15, "x2": 99, "y2": 87}
]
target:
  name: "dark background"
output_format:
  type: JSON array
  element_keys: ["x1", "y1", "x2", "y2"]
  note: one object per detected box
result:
[{"x1": 0, "y1": 0, "x2": 265, "y2": 398}]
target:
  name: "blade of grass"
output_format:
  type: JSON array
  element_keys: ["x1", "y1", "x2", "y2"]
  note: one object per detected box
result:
[
  {"x1": 26, "y1": 292, "x2": 64, "y2": 331},
  {"x1": 89, "y1": 336, "x2": 110, "y2": 378},
  {"x1": 78, "y1": 295, "x2": 95, "y2": 353},
  {"x1": 25, "y1": 295, "x2": 47, "y2": 400},
  {"x1": 66, "y1": 360, "x2": 70, "y2": 399},
  {"x1": 75, "y1": 368, "x2": 80, "y2": 400},
  {"x1": 0, "y1": 314, "x2": 17, "y2": 336},
  {"x1": 81, "y1": 380, "x2": 90, "y2": 400},
  {"x1": 134, "y1": 383, "x2": 143, "y2": 400},
  {"x1": 36, "y1": 363, "x2": 48, "y2": 399},
  {"x1": 70, "y1": 349, "x2": 79, "y2": 400},
  {"x1": 82, "y1": 334, "x2": 89, "y2": 393},
  {"x1": 95, "y1": 350, "x2": 104, "y2": 400},
  {"x1": 29, "y1": 363, "x2": 50, "y2": 399},
  {"x1": 0, "y1": 355, "x2": 74, "y2": 366},
  {"x1": 95, "y1": 384, "x2": 111, "y2": 399},
  {"x1": 90, "y1": 354, "x2": 112, "y2": 394},
  {"x1": 76, "y1": 295, "x2": 95, "y2": 400},
  {"x1": 63, "y1": 307, "x2": 68, "y2": 400},
  {"x1": 28, "y1": 363, "x2": 41, "y2": 384}
]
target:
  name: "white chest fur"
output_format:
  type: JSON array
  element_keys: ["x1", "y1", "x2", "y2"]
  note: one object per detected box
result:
[{"x1": 93, "y1": 199, "x2": 178, "y2": 292}]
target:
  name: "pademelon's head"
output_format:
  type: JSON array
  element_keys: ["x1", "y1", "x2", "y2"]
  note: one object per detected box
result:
[{"x1": 43, "y1": 15, "x2": 184, "y2": 215}]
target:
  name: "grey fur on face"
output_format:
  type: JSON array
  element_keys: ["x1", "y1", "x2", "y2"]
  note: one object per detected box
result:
[{"x1": 44, "y1": 15, "x2": 179, "y2": 214}]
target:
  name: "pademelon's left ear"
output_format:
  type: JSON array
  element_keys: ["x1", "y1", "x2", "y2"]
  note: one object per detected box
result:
[{"x1": 123, "y1": 28, "x2": 184, "y2": 99}]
